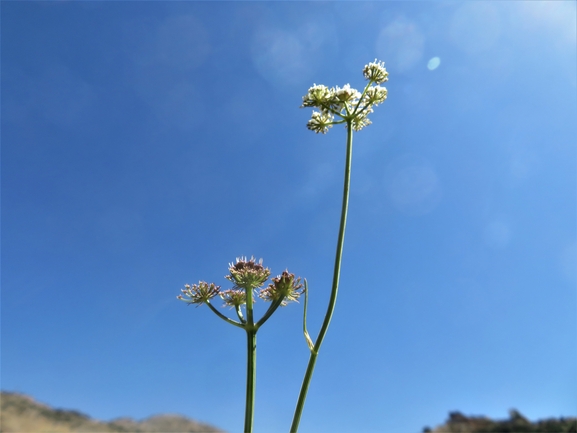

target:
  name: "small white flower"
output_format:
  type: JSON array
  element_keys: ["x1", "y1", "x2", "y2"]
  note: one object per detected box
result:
[
  {"x1": 302, "y1": 84, "x2": 333, "y2": 108},
  {"x1": 363, "y1": 85, "x2": 388, "y2": 105},
  {"x1": 334, "y1": 84, "x2": 361, "y2": 103},
  {"x1": 350, "y1": 110, "x2": 373, "y2": 131},
  {"x1": 363, "y1": 59, "x2": 388, "y2": 84},
  {"x1": 307, "y1": 110, "x2": 334, "y2": 134}
]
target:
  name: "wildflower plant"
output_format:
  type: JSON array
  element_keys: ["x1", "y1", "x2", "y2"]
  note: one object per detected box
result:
[
  {"x1": 177, "y1": 59, "x2": 388, "y2": 433},
  {"x1": 178, "y1": 257, "x2": 303, "y2": 433},
  {"x1": 290, "y1": 58, "x2": 388, "y2": 433}
]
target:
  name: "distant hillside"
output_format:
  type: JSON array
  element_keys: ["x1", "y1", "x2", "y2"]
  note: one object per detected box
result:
[
  {"x1": 0, "y1": 391, "x2": 225, "y2": 433},
  {"x1": 2, "y1": 391, "x2": 575, "y2": 433},
  {"x1": 423, "y1": 409, "x2": 576, "y2": 433}
]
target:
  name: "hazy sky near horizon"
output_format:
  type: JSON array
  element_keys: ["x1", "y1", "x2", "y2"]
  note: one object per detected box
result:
[{"x1": 2, "y1": 2, "x2": 576, "y2": 433}]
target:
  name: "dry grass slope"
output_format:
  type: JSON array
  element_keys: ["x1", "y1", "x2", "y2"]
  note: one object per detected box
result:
[{"x1": 0, "y1": 392, "x2": 225, "y2": 433}]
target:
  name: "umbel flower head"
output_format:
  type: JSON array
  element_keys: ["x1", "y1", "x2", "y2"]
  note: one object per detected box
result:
[
  {"x1": 362, "y1": 59, "x2": 389, "y2": 84},
  {"x1": 302, "y1": 59, "x2": 388, "y2": 134},
  {"x1": 178, "y1": 281, "x2": 220, "y2": 306},
  {"x1": 226, "y1": 256, "x2": 271, "y2": 290},
  {"x1": 259, "y1": 271, "x2": 304, "y2": 306},
  {"x1": 307, "y1": 111, "x2": 334, "y2": 134},
  {"x1": 334, "y1": 84, "x2": 361, "y2": 103},
  {"x1": 301, "y1": 84, "x2": 333, "y2": 108},
  {"x1": 220, "y1": 288, "x2": 253, "y2": 308},
  {"x1": 177, "y1": 257, "x2": 304, "y2": 317},
  {"x1": 363, "y1": 85, "x2": 388, "y2": 106}
]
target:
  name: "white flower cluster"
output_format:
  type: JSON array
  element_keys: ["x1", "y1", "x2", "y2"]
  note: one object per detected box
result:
[
  {"x1": 362, "y1": 59, "x2": 389, "y2": 84},
  {"x1": 307, "y1": 110, "x2": 334, "y2": 134},
  {"x1": 302, "y1": 59, "x2": 388, "y2": 134}
]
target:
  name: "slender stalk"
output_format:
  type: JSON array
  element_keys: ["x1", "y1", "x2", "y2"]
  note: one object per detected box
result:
[
  {"x1": 244, "y1": 328, "x2": 257, "y2": 433},
  {"x1": 255, "y1": 296, "x2": 285, "y2": 329},
  {"x1": 205, "y1": 300, "x2": 244, "y2": 329},
  {"x1": 290, "y1": 123, "x2": 354, "y2": 433},
  {"x1": 244, "y1": 286, "x2": 256, "y2": 433}
]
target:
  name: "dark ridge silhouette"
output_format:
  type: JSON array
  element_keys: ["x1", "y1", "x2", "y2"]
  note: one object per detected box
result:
[{"x1": 423, "y1": 409, "x2": 576, "y2": 433}]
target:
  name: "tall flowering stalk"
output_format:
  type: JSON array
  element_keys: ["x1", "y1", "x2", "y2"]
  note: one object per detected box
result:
[
  {"x1": 178, "y1": 258, "x2": 303, "y2": 433},
  {"x1": 177, "y1": 60, "x2": 388, "y2": 433},
  {"x1": 290, "y1": 59, "x2": 389, "y2": 433}
]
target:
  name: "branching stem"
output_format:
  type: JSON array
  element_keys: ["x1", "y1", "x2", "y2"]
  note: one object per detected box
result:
[{"x1": 206, "y1": 300, "x2": 244, "y2": 329}]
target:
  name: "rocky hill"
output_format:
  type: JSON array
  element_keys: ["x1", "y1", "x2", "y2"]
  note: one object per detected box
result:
[
  {"x1": 0, "y1": 391, "x2": 225, "y2": 433},
  {"x1": 423, "y1": 409, "x2": 576, "y2": 433}
]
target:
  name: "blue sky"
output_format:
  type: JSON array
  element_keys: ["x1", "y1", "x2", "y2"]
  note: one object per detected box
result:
[{"x1": 1, "y1": 2, "x2": 576, "y2": 433}]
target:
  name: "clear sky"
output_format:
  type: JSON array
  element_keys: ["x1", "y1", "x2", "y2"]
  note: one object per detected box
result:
[{"x1": 2, "y1": 2, "x2": 576, "y2": 433}]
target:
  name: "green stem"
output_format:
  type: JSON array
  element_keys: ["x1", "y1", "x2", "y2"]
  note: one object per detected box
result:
[
  {"x1": 290, "y1": 123, "x2": 354, "y2": 433},
  {"x1": 255, "y1": 296, "x2": 285, "y2": 329},
  {"x1": 244, "y1": 329, "x2": 257, "y2": 433},
  {"x1": 243, "y1": 287, "x2": 256, "y2": 433},
  {"x1": 205, "y1": 300, "x2": 244, "y2": 329},
  {"x1": 236, "y1": 304, "x2": 247, "y2": 324},
  {"x1": 353, "y1": 80, "x2": 374, "y2": 116}
]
